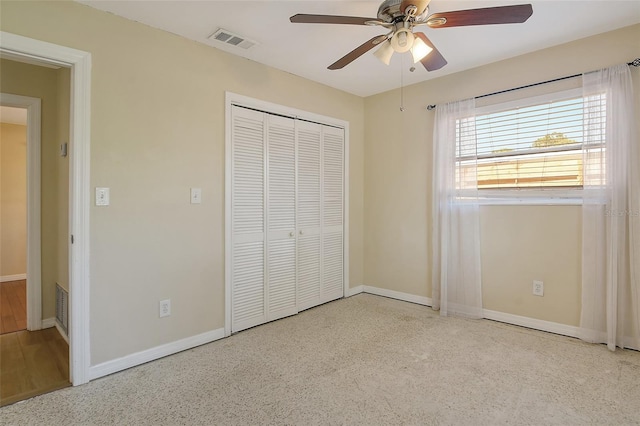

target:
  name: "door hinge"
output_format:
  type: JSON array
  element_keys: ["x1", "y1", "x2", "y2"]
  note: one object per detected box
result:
[{"x1": 71, "y1": 235, "x2": 74, "y2": 244}]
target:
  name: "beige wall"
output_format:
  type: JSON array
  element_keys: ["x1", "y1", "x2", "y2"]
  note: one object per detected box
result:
[
  {"x1": 0, "y1": 59, "x2": 70, "y2": 318},
  {"x1": 364, "y1": 24, "x2": 640, "y2": 326},
  {"x1": 0, "y1": 122, "x2": 27, "y2": 277},
  {"x1": 480, "y1": 205, "x2": 582, "y2": 325},
  {"x1": 0, "y1": 1, "x2": 365, "y2": 365}
]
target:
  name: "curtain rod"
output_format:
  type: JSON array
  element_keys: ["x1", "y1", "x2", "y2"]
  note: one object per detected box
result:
[{"x1": 425, "y1": 58, "x2": 640, "y2": 111}]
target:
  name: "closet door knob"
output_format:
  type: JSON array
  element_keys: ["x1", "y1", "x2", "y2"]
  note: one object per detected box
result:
[
  {"x1": 289, "y1": 232, "x2": 294, "y2": 237},
  {"x1": 299, "y1": 230, "x2": 304, "y2": 235}
]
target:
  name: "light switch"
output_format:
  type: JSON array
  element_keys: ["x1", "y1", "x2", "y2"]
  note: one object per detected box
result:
[
  {"x1": 96, "y1": 187, "x2": 110, "y2": 206},
  {"x1": 190, "y1": 188, "x2": 202, "y2": 204}
]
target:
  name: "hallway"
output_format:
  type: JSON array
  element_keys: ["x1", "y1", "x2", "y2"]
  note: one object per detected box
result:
[
  {"x1": 0, "y1": 280, "x2": 69, "y2": 407},
  {"x1": 1, "y1": 280, "x2": 26, "y2": 334}
]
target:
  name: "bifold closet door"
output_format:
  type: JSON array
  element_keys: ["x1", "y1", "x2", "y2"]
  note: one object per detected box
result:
[
  {"x1": 265, "y1": 115, "x2": 297, "y2": 322},
  {"x1": 296, "y1": 121, "x2": 322, "y2": 311},
  {"x1": 231, "y1": 107, "x2": 297, "y2": 332},
  {"x1": 230, "y1": 107, "x2": 266, "y2": 332},
  {"x1": 321, "y1": 126, "x2": 344, "y2": 303},
  {"x1": 296, "y1": 122, "x2": 344, "y2": 310}
]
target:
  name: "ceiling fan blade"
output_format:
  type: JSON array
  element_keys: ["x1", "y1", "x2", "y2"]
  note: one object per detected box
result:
[
  {"x1": 427, "y1": 4, "x2": 533, "y2": 28},
  {"x1": 290, "y1": 14, "x2": 377, "y2": 25},
  {"x1": 414, "y1": 32, "x2": 447, "y2": 71},
  {"x1": 328, "y1": 35, "x2": 388, "y2": 70}
]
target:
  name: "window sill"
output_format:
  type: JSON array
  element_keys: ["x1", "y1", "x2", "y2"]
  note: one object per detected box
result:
[
  {"x1": 475, "y1": 197, "x2": 584, "y2": 206},
  {"x1": 455, "y1": 188, "x2": 607, "y2": 206}
]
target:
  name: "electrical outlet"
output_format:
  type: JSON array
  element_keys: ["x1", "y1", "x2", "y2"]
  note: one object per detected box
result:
[
  {"x1": 533, "y1": 280, "x2": 544, "y2": 297},
  {"x1": 159, "y1": 299, "x2": 171, "y2": 318},
  {"x1": 95, "y1": 187, "x2": 110, "y2": 206}
]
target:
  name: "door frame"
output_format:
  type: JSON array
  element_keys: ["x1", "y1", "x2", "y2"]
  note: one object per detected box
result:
[
  {"x1": 224, "y1": 91, "x2": 350, "y2": 337},
  {"x1": 0, "y1": 93, "x2": 42, "y2": 331},
  {"x1": 0, "y1": 31, "x2": 92, "y2": 385}
]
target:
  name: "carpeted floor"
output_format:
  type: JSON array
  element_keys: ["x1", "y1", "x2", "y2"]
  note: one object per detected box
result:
[{"x1": 1, "y1": 293, "x2": 639, "y2": 425}]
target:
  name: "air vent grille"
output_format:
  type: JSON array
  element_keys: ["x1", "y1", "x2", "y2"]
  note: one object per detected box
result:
[
  {"x1": 209, "y1": 28, "x2": 256, "y2": 50},
  {"x1": 56, "y1": 283, "x2": 69, "y2": 335}
]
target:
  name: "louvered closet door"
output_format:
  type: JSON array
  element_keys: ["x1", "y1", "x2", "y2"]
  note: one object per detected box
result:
[
  {"x1": 296, "y1": 121, "x2": 322, "y2": 311},
  {"x1": 266, "y1": 115, "x2": 298, "y2": 321},
  {"x1": 230, "y1": 104, "x2": 345, "y2": 331},
  {"x1": 321, "y1": 125, "x2": 344, "y2": 303},
  {"x1": 231, "y1": 106, "x2": 266, "y2": 332}
]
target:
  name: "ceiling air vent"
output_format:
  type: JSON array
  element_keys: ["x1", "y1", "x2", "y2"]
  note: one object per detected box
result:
[{"x1": 208, "y1": 28, "x2": 257, "y2": 50}]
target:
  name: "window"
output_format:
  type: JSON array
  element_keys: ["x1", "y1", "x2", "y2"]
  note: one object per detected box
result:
[{"x1": 455, "y1": 89, "x2": 606, "y2": 199}]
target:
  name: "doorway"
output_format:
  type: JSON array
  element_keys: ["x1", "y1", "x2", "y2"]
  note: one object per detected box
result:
[
  {"x1": 0, "y1": 67, "x2": 71, "y2": 404},
  {"x1": 0, "y1": 31, "x2": 92, "y2": 387}
]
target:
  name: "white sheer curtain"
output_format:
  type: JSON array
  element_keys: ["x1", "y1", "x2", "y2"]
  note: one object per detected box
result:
[
  {"x1": 580, "y1": 63, "x2": 640, "y2": 351},
  {"x1": 432, "y1": 98, "x2": 483, "y2": 318}
]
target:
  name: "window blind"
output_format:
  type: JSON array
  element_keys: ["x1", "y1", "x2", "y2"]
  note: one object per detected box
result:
[{"x1": 456, "y1": 93, "x2": 606, "y2": 190}]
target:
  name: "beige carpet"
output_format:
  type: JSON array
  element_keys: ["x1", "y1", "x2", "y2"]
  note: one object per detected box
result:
[{"x1": 2, "y1": 294, "x2": 639, "y2": 425}]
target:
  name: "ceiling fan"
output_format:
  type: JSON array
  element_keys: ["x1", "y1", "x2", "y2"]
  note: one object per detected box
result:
[{"x1": 290, "y1": 0, "x2": 533, "y2": 71}]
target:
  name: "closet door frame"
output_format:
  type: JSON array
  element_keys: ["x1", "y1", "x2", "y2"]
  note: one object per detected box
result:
[{"x1": 224, "y1": 92, "x2": 350, "y2": 337}]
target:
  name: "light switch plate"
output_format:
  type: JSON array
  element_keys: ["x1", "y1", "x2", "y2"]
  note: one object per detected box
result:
[
  {"x1": 96, "y1": 187, "x2": 110, "y2": 206},
  {"x1": 190, "y1": 188, "x2": 202, "y2": 204}
]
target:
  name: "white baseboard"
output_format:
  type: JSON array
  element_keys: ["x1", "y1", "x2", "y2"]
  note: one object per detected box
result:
[
  {"x1": 362, "y1": 285, "x2": 433, "y2": 307},
  {"x1": 42, "y1": 317, "x2": 56, "y2": 329},
  {"x1": 1, "y1": 273, "x2": 26, "y2": 283},
  {"x1": 357, "y1": 286, "x2": 583, "y2": 340},
  {"x1": 624, "y1": 337, "x2": 639, "y2": 351},
  {"x1": 89, "y1": 328, "x2": 226, "y2": 381},
  {"x1": 482, "y1": 309, "x2": 580, "y2": 338},
  {"x1": 55, "y1": 321, "x2": 69, "y2": 344},
  {"x1": 346, "y1": 285, "x2": 363, "y2": 297}
]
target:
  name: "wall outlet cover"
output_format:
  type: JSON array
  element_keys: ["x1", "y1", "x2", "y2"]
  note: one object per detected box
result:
[
  {"x1": 159, "y1": 299, "x2": 171, "y2": 318},
  {"x1": 533, "y1": 280, "x2": 544, "y2": 297},
  {"x1": 95, "y1": 187, "x2": 109, "y2": 206}
]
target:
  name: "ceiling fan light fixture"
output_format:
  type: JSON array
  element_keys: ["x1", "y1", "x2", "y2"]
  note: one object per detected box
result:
[
  {"x1": 390, "y1": 28, "x2": 414, "y2": 53},
  {"x1": 374, "y1": 40, "x2": 394, "y2": 65},
  {"x1": 410, "y1": 37, "x2": 433, "y2": 63}
]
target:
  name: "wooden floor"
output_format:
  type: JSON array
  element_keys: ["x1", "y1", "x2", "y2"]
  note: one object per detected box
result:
[
  {"x1": 0, "y1": 280, "x2": 71, "y2": 406},
  {"x1": 1, "y1": 280, "x2": 27, "y2": 334},
  {"x1": 0, "y1": 327, "x2": 70, "y2": 406}
]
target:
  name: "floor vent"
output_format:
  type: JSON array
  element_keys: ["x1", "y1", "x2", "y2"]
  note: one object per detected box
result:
[
  {"x1": 208, "y1": 28, "x2": 256, "y2": 50},
  {"x1": 56, "y1": 283, "x2": 69, "y2": 335}
]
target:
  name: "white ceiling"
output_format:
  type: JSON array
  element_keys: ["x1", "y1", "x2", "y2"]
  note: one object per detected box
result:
[
  {"x1": 78, "y1": 1, "x2": 640, "y2": 97},
  {"x1": 0, "y1": 106, "x2": 27, "y2": 125}
]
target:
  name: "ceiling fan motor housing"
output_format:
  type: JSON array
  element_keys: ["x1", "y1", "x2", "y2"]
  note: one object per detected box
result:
[
  {"x1": 377, "y1": 0, "x2": 431, "y2": 22},
  {"x1": 377, "y1": 0, "x2": 406, "y2": 22}
]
